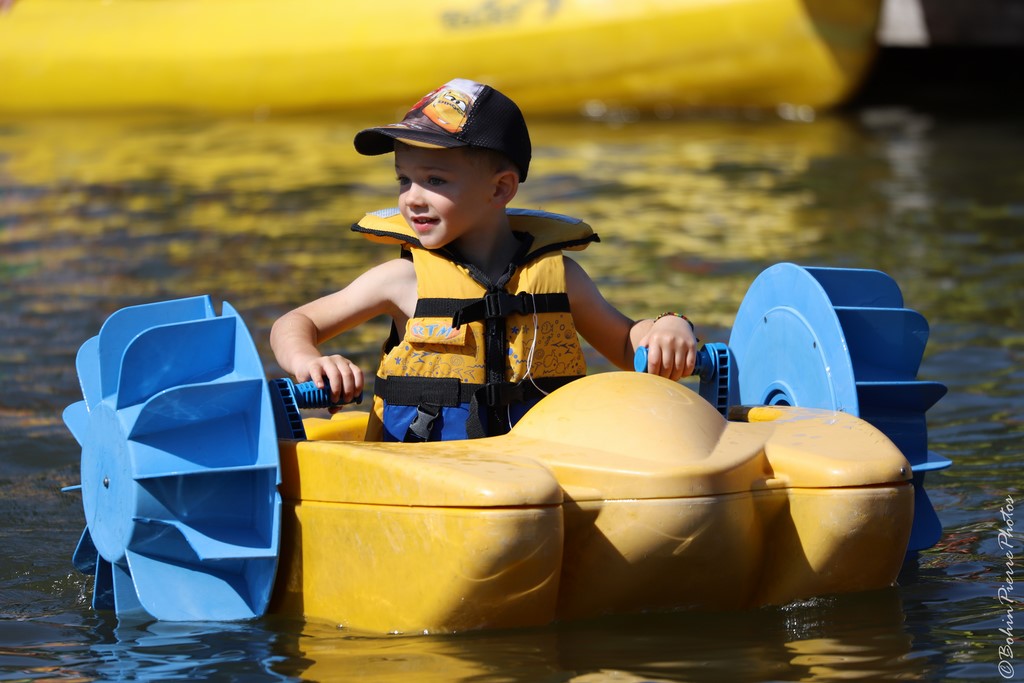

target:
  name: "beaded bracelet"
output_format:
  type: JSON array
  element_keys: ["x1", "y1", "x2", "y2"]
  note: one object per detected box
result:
[{"x1": 653, "y1": 312, "x2": 695, "y2": 331}]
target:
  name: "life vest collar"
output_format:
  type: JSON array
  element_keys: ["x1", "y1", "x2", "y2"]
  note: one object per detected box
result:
[{"x1": 352, "y1": 207, "x2": 599, "y2": 262}]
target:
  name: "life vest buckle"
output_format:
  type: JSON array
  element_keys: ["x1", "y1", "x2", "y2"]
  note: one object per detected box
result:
[
  {"x1": 404, "y1": 403, "x2": 442, "y2": 442},
  {"x1": 453, "y1": 292, "x2": 532, "y2": 328},
  {"x1": 485, "y1": 291, "x2": 531, "y2": 319}
]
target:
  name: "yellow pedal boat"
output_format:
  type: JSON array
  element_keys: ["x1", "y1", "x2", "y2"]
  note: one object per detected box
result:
[
  {"x1": 0, "y1": 0, "x2": 882, "y2": 115},
  {"x1": 274, "y1": 373, "x2": 913, "y2": 634},
  {"x1": 63, "y1": 263, "x2": 946, "y2": 633}
]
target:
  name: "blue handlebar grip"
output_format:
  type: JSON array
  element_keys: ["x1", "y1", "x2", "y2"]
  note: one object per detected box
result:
[
  {"x1": 633, "y1": 346, "x2": 709, "y2": 377},
  {"x1": 633, "y1": 346, "x2": 649, "y2": 373},
  {"x1": 292, "y1": 380, "x2": 363, "y2": 409}
]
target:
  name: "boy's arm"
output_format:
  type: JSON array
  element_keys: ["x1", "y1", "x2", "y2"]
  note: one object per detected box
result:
[
  {"x1": 270, "y1": 258, "x2": 416, "y2": 403},
  {"x1": 565, "y1": 256, "x2": 697, "y2": 381}
]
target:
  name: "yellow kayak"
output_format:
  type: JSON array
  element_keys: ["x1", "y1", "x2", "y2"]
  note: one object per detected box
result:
[{"x1": 0, "y1": 0, "x2": 882, "y2": 115}]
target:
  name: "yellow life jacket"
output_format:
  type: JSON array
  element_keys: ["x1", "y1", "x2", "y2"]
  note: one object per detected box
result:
[{"x1": 353, "y1": 208, "x2": 599, "y2": 441}]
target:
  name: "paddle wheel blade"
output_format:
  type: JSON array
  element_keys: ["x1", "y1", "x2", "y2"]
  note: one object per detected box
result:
[
  {"x1": 111, "y1": 560, "x2": 146, "y2": 618},
  {"x1": 72, "y1": 527, "x2": 98, "y2": 575},
  {"x1": 74, "y1": 337, "x2": 103, "y2": 411},
  {"x1": 115, "y1": 316, "x2": 237, "y2": 410},
  {"x1": 62, "y1": 401, "x2": 90, "y2": 456},
  {"x1": 92, "y1": 557, "x2": 115, "y2": 611},
  {"x1": 97, "y1": 296, "x2": 217, "y2": 400}
]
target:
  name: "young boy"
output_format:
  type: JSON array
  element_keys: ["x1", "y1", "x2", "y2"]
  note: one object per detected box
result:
[{"x1": 271, "y1": 78, "x2": 697, "y2": 442}]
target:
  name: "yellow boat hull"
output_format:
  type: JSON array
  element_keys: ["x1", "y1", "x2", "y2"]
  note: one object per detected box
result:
[
  {"x1": 0, "y1": 0, "x2": 882, "y2": 114},
  {"x1": 269, "y1": 372, "x2": 912, "y2": 634}
]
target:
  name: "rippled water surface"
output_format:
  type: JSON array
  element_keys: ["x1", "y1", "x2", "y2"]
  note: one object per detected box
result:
[{"x1": 1, "y1": 106, "x2": 1022, "y2": 681}]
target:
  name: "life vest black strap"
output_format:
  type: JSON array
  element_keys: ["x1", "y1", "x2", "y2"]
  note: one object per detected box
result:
[
  {"x1": 447, "y1": 292, "x2": 571, "y2": 328},
  {"x1": 376, "y1": 376, "x2": 466, "y2": 407},
  {"x1": 411, "y1": 298, "x2": 474, "y2": 319},
  {"x1": 375, "y1": 375, "x2": 580, "y2": 408}
]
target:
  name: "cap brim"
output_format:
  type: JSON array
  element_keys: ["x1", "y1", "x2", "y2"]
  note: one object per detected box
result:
[{"x1": 354, "y1": 126, "x2": 465, "y2": 156}]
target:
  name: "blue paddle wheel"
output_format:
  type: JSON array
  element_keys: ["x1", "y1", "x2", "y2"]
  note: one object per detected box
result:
[
  {"x1": 726, "y1": 263, "x2": 950, "y2": 552},
  {"x1": 62, "y1": 296, "x2": 281, "y2": 620}
]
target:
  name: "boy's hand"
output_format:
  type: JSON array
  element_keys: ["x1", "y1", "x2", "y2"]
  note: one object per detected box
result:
[
  {"x1": 300, "y1": 354, "x2": 364, "y2": 406},
  {"x1": 639, "y1": 315, "x2": 697, "y2": 381}
]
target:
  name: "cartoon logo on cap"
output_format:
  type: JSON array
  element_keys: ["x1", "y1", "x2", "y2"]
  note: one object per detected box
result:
[{"x1": 422, "y1": 87, "x2": 474, "y2": 133}]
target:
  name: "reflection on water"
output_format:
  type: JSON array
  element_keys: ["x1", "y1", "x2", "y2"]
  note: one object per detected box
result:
[
  {"x1": 3, "y1": 590, "x2": 923, "y2": 682},
  {"x1": 1, "y1": 109, "x2": 1022, "y2": 681},
  {"x1": 282, "y1": 590, "x2": 917, "y2": 682}
]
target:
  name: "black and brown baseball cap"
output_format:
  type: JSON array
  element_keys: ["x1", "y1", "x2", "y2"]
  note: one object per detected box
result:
[{"x1": 353, "y1": 78, "x2": 532, "y2": 181}]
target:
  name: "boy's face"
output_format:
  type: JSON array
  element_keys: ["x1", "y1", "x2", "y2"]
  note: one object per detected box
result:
[{"x1": 394, "y1": 144, "x2": 504, "y2": 250}]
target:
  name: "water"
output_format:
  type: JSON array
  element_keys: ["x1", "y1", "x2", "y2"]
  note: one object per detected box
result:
[{"x1": 1, "y1": 103, "x2": 1022, "y2": 681}]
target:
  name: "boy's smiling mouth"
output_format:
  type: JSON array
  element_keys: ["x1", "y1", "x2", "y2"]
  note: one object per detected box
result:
[{"x1": 411, "y1": 216, "x2": 438, "y2": 232}]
